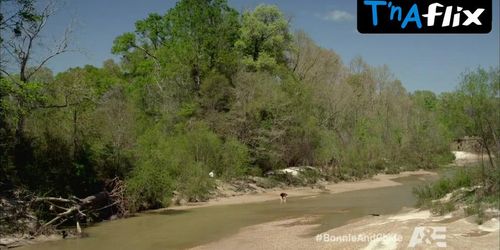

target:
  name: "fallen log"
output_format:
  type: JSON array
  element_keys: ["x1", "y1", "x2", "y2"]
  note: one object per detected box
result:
[{"x1": 32, "y1": 178, "x2": 127, "y2": 234}]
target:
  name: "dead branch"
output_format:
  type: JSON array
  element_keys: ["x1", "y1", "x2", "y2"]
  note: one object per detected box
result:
[{"x1": 32, "y1": 177, "x2": 127, "y2": 233}]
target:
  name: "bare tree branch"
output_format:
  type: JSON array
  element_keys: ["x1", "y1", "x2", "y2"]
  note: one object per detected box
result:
[{"x1": 1, "y1": 0, "x2": 70, "y2": 83}]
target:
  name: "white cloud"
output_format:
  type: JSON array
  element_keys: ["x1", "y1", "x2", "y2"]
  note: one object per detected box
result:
[{"x1": 321, "y1": 10, "x2": 355, "y2": 22}]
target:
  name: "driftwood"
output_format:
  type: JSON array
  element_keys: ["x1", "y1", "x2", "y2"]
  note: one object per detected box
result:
[{"x1": 32, "y1": 178, "x2": 127, "y2": 233}]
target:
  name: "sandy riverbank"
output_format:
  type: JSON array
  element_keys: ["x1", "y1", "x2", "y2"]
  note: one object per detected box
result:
[
  {"x1": 0, "y1": 169, "x2": 437, "y2": 249},
  {"x1": 167, "y1": 150, "x2": 484, "y2": 211},
  {"x1": 162, "y1": 170, "x2": 437, "y2": 211},
  {"x1": 3, "y1": 151, "x2": 491, "y2": 249},
  {"x1": 189, "y1": 153, "x2": 499, "y2": 250},
  {"x1": 451, "y1": 150, "x2": 489, "y2": 166},
  {"x1": 192, "y1": 208, "x2": 499, "y2": 250}
]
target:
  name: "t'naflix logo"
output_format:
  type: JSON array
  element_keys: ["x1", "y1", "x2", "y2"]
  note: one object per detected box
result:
[{"x1": 357, "y1": 0, "x2": 492, "y2": 33}]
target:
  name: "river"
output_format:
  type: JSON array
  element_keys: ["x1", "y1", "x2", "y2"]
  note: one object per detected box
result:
[{"x1": 21, "y1": 174, "x2": 438, "y2": 250}]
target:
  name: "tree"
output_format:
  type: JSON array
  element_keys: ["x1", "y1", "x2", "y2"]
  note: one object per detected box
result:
[
  {"x1": 113, "y1": 0, "x2": 240, "y2": 92},
  {"x1": 92, "y1": 85, "x2": 136, "y2": 179},
  {"x1": 289, "y1": 30, "x2": 343, "y2": 82},
  {"x1": 235, "y1": 4, "x2": 292, "y2": 71},
  {"x1": 1, "y1": 0, "x2": 71, "y2": 82},
  {"x1": 0, "y1": 0, "x2": 73, "y2": 183},
  {"x1": 456, "y1": 68, "x2": 499, "y2": 169}
]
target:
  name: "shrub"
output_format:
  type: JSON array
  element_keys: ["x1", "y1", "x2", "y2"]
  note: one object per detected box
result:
[
  {"x1": 414, "y1": 169, "x2": 476, "y2": 208},
  {"x1": 413, "y1": 166, "x2": 499, "y2": 221},
  {"x1": 126, "y1": 128, "x2": 175, "y2": 212},
  {"x1": 126, "y1": 160, "x2": 174, "y2": 212},
  {"x1": 176, "y1": 162, "x2": 215, "y2": 202},
  {"x1": 219, "y1": 138, "x2": 249, "y2": 179},
  {"x1": 298, "y1": 168, "x2": 323, "y2": 185},
  {"x1": 271, "y1": 173, "x2": 303, "y2": 186},
  {"x1": 126, "y1": 123, "x2": 250, "y2": 210}
]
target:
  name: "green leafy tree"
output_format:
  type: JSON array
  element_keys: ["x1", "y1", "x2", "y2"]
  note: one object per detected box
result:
[
  {"x1": 113, "y1": 0, "x2": 240, "y2": 91},
  {"x1": 236, "y1": 4, "x2": 292, "y2": 71},
  {"x1": 0, "y1": 0, "x2": 72, "y2": 188},
  {"x1": 455, "y1": 68, "x2": 499, "y2": 169}
]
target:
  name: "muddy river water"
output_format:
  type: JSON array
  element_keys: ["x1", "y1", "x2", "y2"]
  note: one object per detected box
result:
[{"x1": 21, "y1": 174, "x2": 439, "y2": 250}]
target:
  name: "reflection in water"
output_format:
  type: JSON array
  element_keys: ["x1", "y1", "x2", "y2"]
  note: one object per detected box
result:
[{"x1": 21, "y1": 175, "x2": 437, "y2": 250}]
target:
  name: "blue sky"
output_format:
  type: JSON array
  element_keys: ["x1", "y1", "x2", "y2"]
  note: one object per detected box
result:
[{"x1": 38, "y1": 0, "x2": 499, "y2": 93}]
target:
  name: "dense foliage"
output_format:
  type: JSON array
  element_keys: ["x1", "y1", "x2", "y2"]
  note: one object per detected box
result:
[{"x1": 1, "y1": 0, "x2": 497, "y2": 212}]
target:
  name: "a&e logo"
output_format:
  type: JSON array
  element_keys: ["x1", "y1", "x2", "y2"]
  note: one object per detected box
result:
[{"x1": 408, "y1": 226, "x2": 447, "y2": 248}]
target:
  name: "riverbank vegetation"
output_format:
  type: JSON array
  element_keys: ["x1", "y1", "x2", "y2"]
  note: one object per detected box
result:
[
  {"x1": 414, "y1": 166, "x2": 499, "y2": 224},
  {"x1": 0, "y1": 0, "x2": 498, "y2": 236},
  {"x1": 414, "y1": 68, "x2": 499, "y2": 222}
]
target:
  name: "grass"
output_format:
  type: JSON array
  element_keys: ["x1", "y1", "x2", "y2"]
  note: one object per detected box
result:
[
  {"x1": 413, "y1": 168, "x2": 476, "y2": 207},
  {"x1": 413, "y1": 164, "x2": 499, "y2": 221}
]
